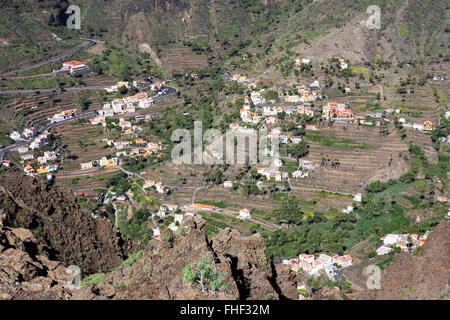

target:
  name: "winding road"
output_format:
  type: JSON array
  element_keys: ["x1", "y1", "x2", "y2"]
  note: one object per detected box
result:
[
  {"x1": 0, "y1": 111, "x2": 96, "y2": 163},
  {"x1": 0, "y1": 38, "x2": 97, "y2": 78},
  {"x1": 0, "y1": 84, "x2": 178, "y2": 163}
]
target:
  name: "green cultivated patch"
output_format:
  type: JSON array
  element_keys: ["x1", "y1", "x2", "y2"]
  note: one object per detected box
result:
[{"x1": 306, "y1": 133, "x2": 373, "y2": 149}]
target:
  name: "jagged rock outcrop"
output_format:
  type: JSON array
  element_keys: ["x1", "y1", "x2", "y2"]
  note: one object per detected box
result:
[
  {"x1": 0, "y1": 227, "x2": 75, "y2": 300},
  {"x1": 87, "y1": 216, "x2": 298, "y2": 300},
  {"x1": 0, "y1": 173, "x2": 297, "y2": 300},
  {"x1": 0, "y1": 173, "x2": 135, "y2": 275}
]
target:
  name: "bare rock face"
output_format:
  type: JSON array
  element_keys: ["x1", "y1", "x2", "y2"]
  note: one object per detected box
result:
[
  {"x1": 0, "y1": 227, "x2": 74, "y2": 299},
  {"x1": 311, "y1": 287, "x2": 346, "y2": 300},
  {"x1": 92, "y1": 216, "x2": 297, "y2": 300},
  {"x1": 0, "y1": 173, "x2": 297, "y2": 300},
  {"x1": 0, "y1": 173, "x2": 135, "y2": 275}
]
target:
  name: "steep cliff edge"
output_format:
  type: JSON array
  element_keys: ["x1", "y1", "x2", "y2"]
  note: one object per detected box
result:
[
  {"x1": 0, "y1": 173, "x2": 135, "y2": 275},
  {"x1": 74, "y1": 216, "x2": 298, "y2": 300},
  {"x1": 0, "y1": 173, "x2": 297, "y2": 300}
]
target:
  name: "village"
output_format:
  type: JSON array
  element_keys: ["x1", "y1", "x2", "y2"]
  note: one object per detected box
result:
[{"x1": 0, "y1": 46, "x2": 448, "y2": 301}]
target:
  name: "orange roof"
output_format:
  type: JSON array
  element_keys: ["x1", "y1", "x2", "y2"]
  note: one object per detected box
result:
[
  {"x1": 64, "y1": 60, "x2": 84, "y2": 66},
  {"x1": 193, "y1": 203, "x2": 216, "y2": 210}
]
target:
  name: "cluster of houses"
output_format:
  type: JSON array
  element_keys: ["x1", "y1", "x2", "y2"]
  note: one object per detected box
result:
[
  {"x1": 104, "y1": 81, "x2": 139, "y2": 93},
  {"x1": 322, "y1": 102, "x2": 353, "y2": 120},
  {"x1": 143, "y1": 179, "x2": 166, "y2": 194},
  {"x1": 79, "y1": 139, "x2": 164, "y2": 170},
  {"x1": 157, "y1": 203, "x2": 178, "y2": 217},
  {"x1": 152, "y1": 211, "x2": 196, "y2": 237},
  {"x1": 331, "y1": 56, "x2": 348, "y2": 69},
  {"x1": 236, "y1": 81, "x2": 323, "y2": 126},
  {"x1": 23, "y1": 161, "x2": 59, "y2": 178},
  {"x1": 37, "y1": 151, "x2": 58, "y2": 165},
  {"x1": 230, "y1": 74, "x2": 251, "y2": 84},
  {"x1": 91, "y1": 92, "x2": 153, "y2": 126},
  {"x1": 294, "y1": 57, "x2": 311, "y2": 66},
  {"x1": 54, "y1": 60, "x2": 90, "y2": 75},
  {"x1": 283, "y1": 253, "x2": 353, "y2": 279},
  {"x1": 80, "y1": 157, "x2": 119, "y2": 170},
  {"x1": 240, "y1": 105, "x2": 261, "y2": 124},
  {"x1": 9, "y1": 127, "x2": 38, "y2": 141},
  {"x1": 281, "y1": 81, "x2": 322, "y2": 104},
  {"x1": 257, "y1": 167, "x2": 289, "y2": 182},
  {"x1": 6, "y1": 126, "x2": 59, "y2": 177},
  {"x1": 376, "y1": 232, "x2": 429, "y2": 256},
  {"x1": 49, "y1": 109, "x2": 76, "y2": 124},
  {"x1": 29, "y1": 131, "x2": 51, "y2": 150},
  {"x1": 398, "y1": 118, "x2": 435, "y2": 132}
]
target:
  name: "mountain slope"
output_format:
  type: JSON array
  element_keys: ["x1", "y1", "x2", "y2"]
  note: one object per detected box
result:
[
  {"x1": 355, "y1": 220, "x2": 450, "y2": 300},
  {"x1": 0, "y1": 173, "x2": 136, "y2": 274}
]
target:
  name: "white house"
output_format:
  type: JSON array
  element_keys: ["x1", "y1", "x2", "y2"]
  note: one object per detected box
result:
[
  {"x1": 274, "y1": 158, "x2": 283, "y2": 167},
  {"x1": 376, "y1": 245, "x2": 393, "y2": 256},
  {"x1": 99, "y1": 157, "x2": 118, "y2": 167},
  {"x1": 292, "y1": 170, "x2": 308, "y2": 179},
  {"x1": 23, "y1": 127, "x2": 37, "y2": 138},
  {"x1": 353, "y1": 193, "x2": 362, "y2": 202},
  {"x1": 299, "y1": 254, "x2": 315, "y2": 264},
  {"x1": 168, "y1": 223, "x2": 178, "y2": 232},
  {"x1": 342, "y1": 205, "x2": 354, "y2": 214},
  {"x1": 223, "y1": 181, "x2": 233, "y2": 188},
  {"x1": 382, "y1": 234, "x2": 400, "y2": 245},
  {"x1": 302, "y1": 58, "x2": 311, "y2": 64},
  {"x1": 10, "y1": 131, "x2": 21, "y2": 141},
  {"x1": 139, "y1": 98, "x2": 154, "y2": 109},
  {"x1": 80, "y1": 162, "x2": 93, "y2": 170},
  {"x1": 152, "y1": 226, "x2": 161, "y2": 237},
  {"x1": 291, "y1": 137, "x2": 302, "y2": 144},
  {"x1": 317, "y1": 254, "x2": 333, "y2": 265},
  {"x1": 239, "y1": 208, "x2": 252, "y2": 219}
]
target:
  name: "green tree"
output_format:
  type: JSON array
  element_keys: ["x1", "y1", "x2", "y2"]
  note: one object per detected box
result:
[
  {"x1": 182, "y1": 256, "x2": 227, "y2": 293},
  {"x1": 287, "y1": 140, "x2": 309, "y2": 160}
]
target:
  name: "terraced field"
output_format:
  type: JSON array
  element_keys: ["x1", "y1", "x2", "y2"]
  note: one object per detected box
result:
[
  {"x1": 52, "y1": 124, "x2": 114, "y2": 171},
  {"x1": 296, "y1": 124, "x2": 409, "y2": 194},
  {"x1": 55, "y1": 168, "x2": 121, "y2": 192},
  {"x1": 162, "y1": 46, "x2": 209, "y2": 72},
  {"x1": 404, "y1": 129, "x2": 438, "y2": 163}
]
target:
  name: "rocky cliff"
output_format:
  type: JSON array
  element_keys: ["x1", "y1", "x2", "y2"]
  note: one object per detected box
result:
[
  {"x1": 0, "y1": 173, "x2": 135, "y2": 275},
  {"x1": 0, "y1": 173, "x2": 297, "y2": 300}
]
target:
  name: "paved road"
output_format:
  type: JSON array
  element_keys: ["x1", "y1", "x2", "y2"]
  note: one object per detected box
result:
[
  {"x1": 0, "y1": 111, "x2": 95, "y2": 163},
  {"x1": 0, "y1": 83, "x2": 178, "y2": 162},
  {"x1": 0, "y1": 83, "x2": 179, "y2": 97},
  {"x1": 0, "y1": 38, "x2": 97, "y2": 77},
  {"x1": 0, "y1": 86, "x2": 107, "y2": 96}
]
